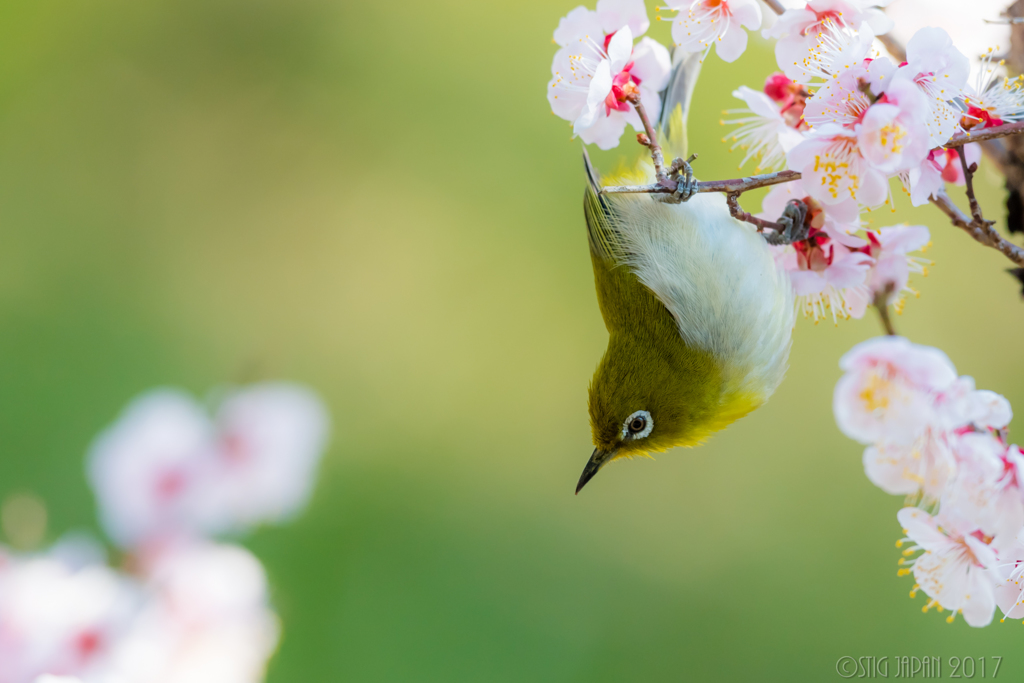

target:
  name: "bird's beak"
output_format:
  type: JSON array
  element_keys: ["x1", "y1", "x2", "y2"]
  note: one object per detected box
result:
[{"x1": 575, "y1": 447, "x2": 617, "y2": 494}]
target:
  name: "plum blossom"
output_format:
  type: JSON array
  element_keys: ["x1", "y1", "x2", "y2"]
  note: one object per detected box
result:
[
  {"x1": 104, "y1": 540, "x2": 279, "y2": 683},
  {"x1": 857, "y1": 78, "x2": 932, "y2": 175},
  {"x1": 0, "y1": 549, "x2": 138, "y2": 683},
  {"x1": 943, "y1": 433, "x2": 1024, "y2": 539},
  {"x1": 765, "y1": 1, "x2": 893, "y2": 83},
  {"x1": 722, "y1": 82, "x2": 807, "y2": 170},
  {"x1": 786, "y1": 123, "x2": 890, "y2": 206},
  {"x1": 88, "y1": 383, "x2": 330, "y2": 549},
  {"x1": 961, "y1": 48, "x2": 1024, "y2": 131},
  {"x1": 662, "y1": 0, "x2": 762, "y2": 63},
  {"x1": 198, "y1": 384, "x2": 330, "y2": 535},
  {"x1": 864, "y1": 429, "x2": 955, "y2": 499},
  {"x1": 801, "y1": 55, "x2": 897, "y2": 128},
  {"x1": 896, "y1": 507, "x2": 998, "y2": 626},
  {"x1": 833, "y1": 336, "x2": 958, "y2": 445},
  {"x1": 548, "y1": 3, "x2": 671, "y2": 150},
  {"x1": 761, "y1": 180, "x2": 875, "y2": 321},
  {"x1": 858, "y1": 224, "x2": 931, "y2": 308},
  {"x1": 901, "y1": 144, "x2": 981, "y2": 206},
  {"x1": 87, "y1": 390, "x2": 215, "y2": 549},
  {"x1": 893, "y1": 27, "x2": 970, "y2": 147}
]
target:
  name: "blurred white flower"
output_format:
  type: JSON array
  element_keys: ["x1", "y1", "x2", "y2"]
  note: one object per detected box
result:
[
  {"x1": 105, "y1": 540, "x2": 279, "y2": 683},
  {"x1": 199, "y1": 383, "x2": 331, "y2": 535},
  {"x1": 0, "y1": 549, "x2": 138, "y2": 683},
  {"x1": 88, "y1": 390, "x2": 214, "y2": 549},
  {"x1": 88, "y1": 383, "x2": 329, "y2": 549}
]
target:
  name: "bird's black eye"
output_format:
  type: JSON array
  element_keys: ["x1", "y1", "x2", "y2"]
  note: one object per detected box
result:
[{"x1": 629, "y1": 417, "x2": 646, "y2": 433}]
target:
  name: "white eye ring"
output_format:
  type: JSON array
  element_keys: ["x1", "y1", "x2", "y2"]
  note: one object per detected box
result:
[{"x1": 621, "y1": 410, "x2": 653, "y2": 440}]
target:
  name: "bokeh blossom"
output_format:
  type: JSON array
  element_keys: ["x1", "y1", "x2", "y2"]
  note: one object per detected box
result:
[{"x1": 89, "y1": 383, "x2": 330, "y2": 549}]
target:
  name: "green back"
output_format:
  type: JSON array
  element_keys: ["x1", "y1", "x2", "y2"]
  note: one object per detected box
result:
[{"x1": 582, "y1": 166, "x2": 722, "y2": 457}]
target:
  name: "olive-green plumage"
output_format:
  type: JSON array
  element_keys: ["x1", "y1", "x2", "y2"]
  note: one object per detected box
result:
[
  {"x1": 574, "y1": 50, "x2": 794, "y2": 494},
  {"x1": 584, "y1": 183, "x2": 723, "y2": 458}
]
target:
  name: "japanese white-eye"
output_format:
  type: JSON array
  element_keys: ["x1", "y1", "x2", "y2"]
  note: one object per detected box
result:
[{"x1": 576, "y1": 51, "x2": 795, "y2": 493}]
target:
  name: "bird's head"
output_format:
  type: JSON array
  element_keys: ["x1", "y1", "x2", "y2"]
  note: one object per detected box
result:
[{"x1": 577, "y1": 331, "x2": 723, "y2": 494}]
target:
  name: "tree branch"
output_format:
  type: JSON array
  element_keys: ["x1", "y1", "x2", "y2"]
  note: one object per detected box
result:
[
  {"x1": 761, "y1": 0, "x2": 787, "y2": 15},
  {"x1": 873, "y1": 286, "x2": 898, "y2": 336},
  {"x1": 627, "y1": 93, "x2": 667, "y2": 182}
]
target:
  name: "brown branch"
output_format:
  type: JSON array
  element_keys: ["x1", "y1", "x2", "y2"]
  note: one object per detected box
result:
[
  {"x1": 762, "y1": 0, "x2": 787, "y2": 15},
  {"x1": 944, "y1": 121, "x2": 1024, "y2": 148},
  {"x1": 873, "y1": 285, "x2": 898, "y2": 336},
  {"x1": 601, "y1": 169, "x2": 802, "y2": 196},
  {"x1": 726, "y1": 192, "x2": 786, "y2": 233},
  {"x1": 627, "y1": 93, "x2": 667, "y2": 182},
  {"x1": 929, "y1": 191, "x2": 1024, "y2": 267}
]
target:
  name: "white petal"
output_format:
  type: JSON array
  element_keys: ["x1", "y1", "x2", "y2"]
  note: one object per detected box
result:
[
  {"x1": 714, "y1": 23, "x2": 749, "y2": 63},
  {"x1": 596, "y1": 0, "x2": 650, "y2": 38},
  {"x1": 553, "y1": 6, "x2": 603, "y2": 47},
  {"x1": 630, "y1": 37, "x2": 672, "y2": 92},
  {"x1": 606, "y1": 26, "x2": 634, "y2": 74}
]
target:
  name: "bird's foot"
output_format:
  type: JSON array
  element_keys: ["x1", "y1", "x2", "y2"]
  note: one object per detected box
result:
[
  {"x1": 764, "y1": 199, "x2": 809, "y2": 245},
  {"x1": 662, "y1": 154, "x2": 699, "y2": 204}
]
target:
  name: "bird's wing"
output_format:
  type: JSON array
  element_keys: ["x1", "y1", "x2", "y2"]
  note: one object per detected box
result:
[
  {"x1": 582, "y1": 146, "x2": 618, "y2": 263},
  {"x1": 657, "y1": 49, "x2": 703, "y2": 163}
]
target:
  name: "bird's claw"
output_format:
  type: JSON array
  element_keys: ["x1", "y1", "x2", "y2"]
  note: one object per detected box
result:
[
  {"x1": 765, "y1": 199, "x2": 809, "y2": 245},
  {"x1": 663, "y1": 155, "x2": 699, "y2": 204}
]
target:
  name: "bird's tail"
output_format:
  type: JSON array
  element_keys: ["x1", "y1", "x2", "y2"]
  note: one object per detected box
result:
[{"x1": 656, "y1": 49, "x2": 703, "y2": 163}]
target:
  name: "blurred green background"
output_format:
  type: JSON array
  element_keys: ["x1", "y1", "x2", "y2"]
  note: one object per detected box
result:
[{"x1": 0, "y1": 0, "x2": 1022, "y2": 680}]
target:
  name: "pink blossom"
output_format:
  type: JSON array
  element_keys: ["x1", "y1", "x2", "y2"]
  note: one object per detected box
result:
[
  {"x1": 943, "y1": 433, "x2": 1024, "y2": 539},
  {"x1": 197, "y1": 383, "x2": 331, "y2": 535},
  {"x1": 863, "y1": 428, "x2": 955, "y2": 498},
  {"x1": 857, "y1": 78, "x2": 932, "y2": 174},
  {"x1": 88, "y1": 384, "x2": 330, "y2": 549},
  {"x1": 802, "y1": 56, "x2": 897, "y2": 128},
  {"x1": 0, "y1": 550, "x2": 138, "y2": 683},
  {"x1": 87, "y1": 390, "x2": 215, "y2": 549},
  {"x1": 893, "y1": 27, "x2": 969, "y2": 147},
  {"x1": 961, "y1": 49, "x2": 1024, "y2": 131},
  {"x1": 766, "y1": 1, "x2": 889, "y2": 83},
  {"x1": 548, "y1": 17, "x2": 671, "y2": 149},
  {"x1": 833, "y1": 336, "x2": 958, "y2": 445},
  {"x1": 897, "y1": 507, "x2": 998, "y2": 626},
  {"x1": 786, "y1": 123, "x2": 889, "y2": 206},
  {"x1": 722, "y1": 84, "x2": 807, "y2": 171},
  {"x1": 902, "y1": 144, "x2": 981, "y2": 206},
  {"x1": 858, "y1": 224, "x2": 931, "y2": 306},
  {"x1": 105, "y1": 540, "x2": 279, "y2": 683},
  {"x1": 663, "y1": 0, "x2": 762, "y2": 63}
]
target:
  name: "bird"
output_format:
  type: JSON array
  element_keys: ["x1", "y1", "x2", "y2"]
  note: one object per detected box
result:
[{"x1": 576, "y1": 50, "x2": 795, "y2": 494}]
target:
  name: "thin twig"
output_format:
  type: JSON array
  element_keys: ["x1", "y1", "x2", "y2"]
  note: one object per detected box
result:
[
  {"x1": 761, "y1": 0, "x2": 787, "y2": 15},
  {"x1": 627, "y1": 93, "x2": 667, "y2": 182},
  {"x1": 873, "y1": 285, "x2": 898, "y2": 336},
  {"x1": 876, "y1": 33, "x2": 907, "y2": 63},
  {"x1": 957, "y1": 146, "x2": 986, "y2": 224},
  {"x1": 929, "y1": 191, "x2": 1024, "y2": 267},
  {"x1": 726, "y1": 192, "x2": 786, "y2": 234},
  {"x1": 945, "y1": 121, "x2": 1024, "y2": 147},
  {"x1": 602, "y1": 169, "x2": 802, "y2": 195}
]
